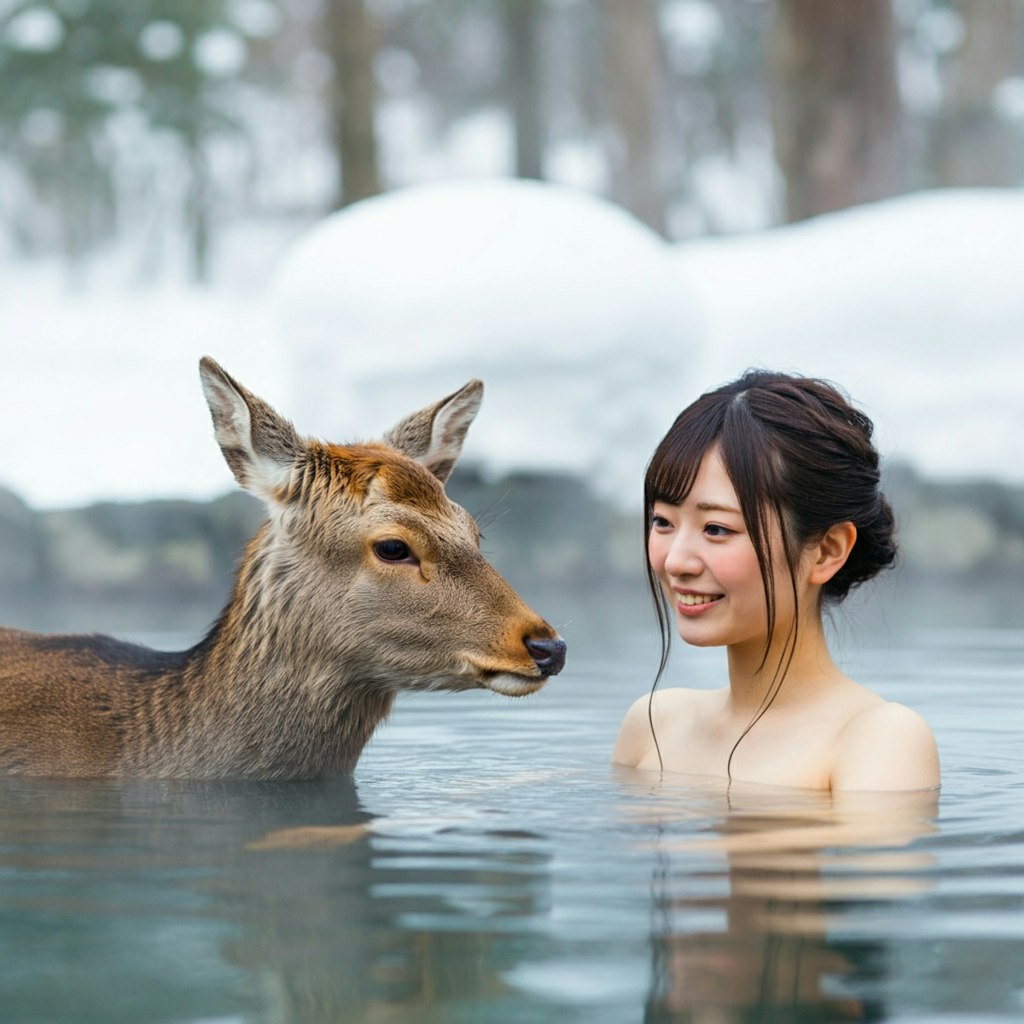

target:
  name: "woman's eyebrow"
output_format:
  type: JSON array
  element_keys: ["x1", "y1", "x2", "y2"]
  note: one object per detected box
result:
[{"x1": 695, "y1": 501, "x2": 742, "y2": 514}]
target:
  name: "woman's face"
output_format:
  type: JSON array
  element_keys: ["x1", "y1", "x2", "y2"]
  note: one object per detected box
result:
[{"x1": 648, "y1": 446, "x2": 798, "y2": 655}]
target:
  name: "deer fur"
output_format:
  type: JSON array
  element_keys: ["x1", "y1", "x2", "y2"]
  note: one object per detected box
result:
[{"x1": 0, "y1": 358, "x2": 565, "y2": 779}]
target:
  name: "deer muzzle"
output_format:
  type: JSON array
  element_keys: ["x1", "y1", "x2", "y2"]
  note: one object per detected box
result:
[{"x1": 524, "y1": 636, "x2": 567, "y2": 677}]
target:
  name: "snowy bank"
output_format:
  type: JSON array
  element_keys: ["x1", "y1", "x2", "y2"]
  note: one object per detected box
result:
[
  {"x1": 0, "y1": 181, "x2": 1021, "y2": 509},
  {"x1": 272, "y1": 179, "x2": 697, "y2": 503},
  {"x1": 676, "y1": 189, "x2": 1024, "y2": 484}
]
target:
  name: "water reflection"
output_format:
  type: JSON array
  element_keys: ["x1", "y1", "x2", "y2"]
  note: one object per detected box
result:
[
  {"x1": 0, "y1": 767, "x2": 945, "y2": 1024},
  {"x1": 235, "y1": 820, "x2": 552, "y2": 1023},
  {"x1": 3, "y1": 631, "x2": 1019, "y2": 1021},
  {"x1": 0, "y1": 776, "x2": 369, "y2": 1022},
  {"x1": 621, "y1": 776, "x2": 939, "y2": 1023},
  {"x1": 0, "y1": 774, "x2": 552, "y2": 1024}
]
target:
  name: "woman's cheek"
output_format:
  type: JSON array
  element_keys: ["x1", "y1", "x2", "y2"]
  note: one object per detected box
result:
[
  {"x1": 648, "y1": 532, "x2": 669, "y2": 577},
  {"x1": 709, "y1": 544, "x2": 760, "y2": 594}
]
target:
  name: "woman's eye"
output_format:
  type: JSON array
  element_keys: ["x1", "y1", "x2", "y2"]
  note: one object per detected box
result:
[
  {"x1": 651, "y1": 515, "x2": 672, "y2": 530},
  {"x1": 704, "y1": 523, "x2": 733, "y2": 538},
  {"x1": 373, "y1": 539, "x2": 416, "y2": 563}
]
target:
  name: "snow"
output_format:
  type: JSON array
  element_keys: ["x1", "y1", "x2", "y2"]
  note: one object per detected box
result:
[
  {"x1": 675, "y1": 189, "x2": 1024, "y2": 484},
  {"x1": 272, "y1": 179, "x2": 695, "y2": 500},
  {"x1": 4, "y1": 7, "x2": 64, "y2": 53},
  {"x1": 0, "y1": 260, "x2": 287, "y2": 510},
  {"x1": 138, "y1": 21, "x2": 186, "y2": 63},
  {"x1": 1, "y1": 180, "x2": 1022, "y2": 510}
]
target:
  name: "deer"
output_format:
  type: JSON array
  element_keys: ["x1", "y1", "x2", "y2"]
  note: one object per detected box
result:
[{"x1": 0, "y1": 358, "x2": 566, "y2": 779}]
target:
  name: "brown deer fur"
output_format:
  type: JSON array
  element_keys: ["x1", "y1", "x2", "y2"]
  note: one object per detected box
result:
[{"x1": 0, "y1": 358, "x2": 565, "y2": 779}]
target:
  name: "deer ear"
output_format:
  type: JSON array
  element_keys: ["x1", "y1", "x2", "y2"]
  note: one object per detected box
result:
[
  {"x1": 383, "y1": 379, "x2": 483, "y2": 484},
  {"x1": 199, "y1": 357, "x2": 301, "y2": 503}
]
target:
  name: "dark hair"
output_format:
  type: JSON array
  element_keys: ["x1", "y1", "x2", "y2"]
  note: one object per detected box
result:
[{"x1": 644, "y1": 369, "x2": 897, "y2": 775}]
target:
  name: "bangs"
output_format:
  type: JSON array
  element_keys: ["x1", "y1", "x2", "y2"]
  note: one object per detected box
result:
[
  {"x1": 644, "y1": 389, "x2": 787, "y2": 537},
  {"x1": 645, "y1": 436, "x2": 703, "y2": 508},
  {"x1": 644, "y1": 402, "x2": 724, "y2": 511}
]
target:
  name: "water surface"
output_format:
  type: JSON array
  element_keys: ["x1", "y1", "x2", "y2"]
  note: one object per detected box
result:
[{"x1": 0, "y1": 627, "x2": 1021, "y2": 1023}]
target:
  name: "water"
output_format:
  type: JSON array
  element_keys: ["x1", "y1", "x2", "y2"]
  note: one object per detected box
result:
[{"x1": 0, "y1": 626, "x2": 1022, "y2": 1023}]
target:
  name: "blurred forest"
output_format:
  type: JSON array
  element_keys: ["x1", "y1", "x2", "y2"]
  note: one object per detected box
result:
[{"x1": 2, "y1": 0, "x2": 1023, "y2": 281}]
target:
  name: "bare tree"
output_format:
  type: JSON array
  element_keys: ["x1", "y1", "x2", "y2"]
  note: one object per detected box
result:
[
  {"x1": 933, "y1": 0, "x2": 1021, "y2": 187},
  {"x1": 504, "y1": 0, "x2": 546, "y2": 180},
  {"x1": 323, "y1": 0, "x2": 382, "y2": 208},
  {"x1": 769, "y1": 0, "x2": 903, "y2": 222},
  {"x1": 600, "y1": 0, "x2": 668, "y2": 235}
]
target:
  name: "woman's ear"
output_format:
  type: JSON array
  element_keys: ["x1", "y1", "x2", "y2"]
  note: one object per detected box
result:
[{"x1": 808, "y1": 521, "x2": 857, "y2": 585}]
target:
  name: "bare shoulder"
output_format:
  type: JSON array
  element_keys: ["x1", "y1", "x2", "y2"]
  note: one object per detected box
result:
[
  {"x1": 611, "y1": 692, "x2": 657, "y2": 768},
  {"x1": 831, "y1": 701, "x2": 940, "y2": 792},
  {"x1": 611, "y1": 688, "x2": 699, "y2": 768}
]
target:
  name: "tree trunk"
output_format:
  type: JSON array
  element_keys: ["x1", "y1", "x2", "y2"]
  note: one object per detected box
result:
[
  {"x1": 933, "y1": 0, "x2": 1020, "y2": 187},
  {"x1": 601, "y1": 0, "x2": 667, "y2": 236},
  {"x1": 186, "y1": 137, "x2": 211, "y2": 284},
  {"x1": 504, "y1": 0, "x2": 545, "y2": 180},
  {"x1": 770, "y1": 0, "x2": 902, "y2": 222},
  {"x1": 323, "y1": 0, "x2": 382, "y2": 209}
]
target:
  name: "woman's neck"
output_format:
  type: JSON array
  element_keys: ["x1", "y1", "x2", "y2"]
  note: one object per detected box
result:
[{"x1": 724, "y1": 613, "x2": 842, "y2": 716}]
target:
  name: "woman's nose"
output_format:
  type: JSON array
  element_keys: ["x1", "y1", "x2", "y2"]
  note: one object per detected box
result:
[{"x1": 663, "y1": 530, "x2": 703, "y2": 577}]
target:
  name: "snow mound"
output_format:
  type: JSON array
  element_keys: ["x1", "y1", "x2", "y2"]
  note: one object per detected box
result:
[
  {"x1": 677, "y1": 189, "x2": 1024, "y2": 483},
  {"x1": 272, "y1": 178, "x2": 698, "y2": 494}
]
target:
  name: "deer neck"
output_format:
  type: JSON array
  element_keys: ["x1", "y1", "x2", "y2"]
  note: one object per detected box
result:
[{"x1": 157, "y1": 524, "x2": 395, "y2": 778}]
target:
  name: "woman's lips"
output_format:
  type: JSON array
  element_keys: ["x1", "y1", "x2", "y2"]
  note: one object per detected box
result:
[{"x1": 673, "y1": 590, "x2": 725, "y2": 616}]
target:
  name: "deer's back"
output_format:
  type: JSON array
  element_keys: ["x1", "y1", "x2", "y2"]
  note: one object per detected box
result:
[{"x1": 0, "y1": 627, "x2": 186, "y2": 776}]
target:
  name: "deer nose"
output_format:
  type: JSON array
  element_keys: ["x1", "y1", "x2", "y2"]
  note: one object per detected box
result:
[{"x1": 524, "y1": 636, "x2": 566, "y2": 677}]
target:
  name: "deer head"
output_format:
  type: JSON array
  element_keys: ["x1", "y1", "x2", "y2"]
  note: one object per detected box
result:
[{"x1": 199, "y1": 357, "x2": 565, "y2": 701}]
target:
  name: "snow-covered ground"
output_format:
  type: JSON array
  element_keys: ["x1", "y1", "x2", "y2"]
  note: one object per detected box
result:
[{"x1": 1, "y1": 180, "x2": 1021, "y2": 510}]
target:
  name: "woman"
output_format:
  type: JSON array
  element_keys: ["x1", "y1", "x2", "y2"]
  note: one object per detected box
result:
[{"x1": 613, "y1": 370, "x2": 940, "y2": 791}]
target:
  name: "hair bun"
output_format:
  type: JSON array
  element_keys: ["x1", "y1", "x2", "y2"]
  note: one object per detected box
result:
[{"x1": 825, "y1": 493, "x2": 897, "y2": 602}]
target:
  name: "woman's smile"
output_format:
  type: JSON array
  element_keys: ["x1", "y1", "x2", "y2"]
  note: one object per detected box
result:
[{"x1": 672, "y1": 589, "x2": 725, "y2": 614}]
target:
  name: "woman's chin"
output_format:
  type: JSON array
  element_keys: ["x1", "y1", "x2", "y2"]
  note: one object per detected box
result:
[{"x1": 674, "y1": 624, "x2": 725, "y2": 648}]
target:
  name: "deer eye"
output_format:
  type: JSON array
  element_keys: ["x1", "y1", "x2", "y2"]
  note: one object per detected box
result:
[{"x1": 373, "y1": 539, "x2": 416, "y2": 564}]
